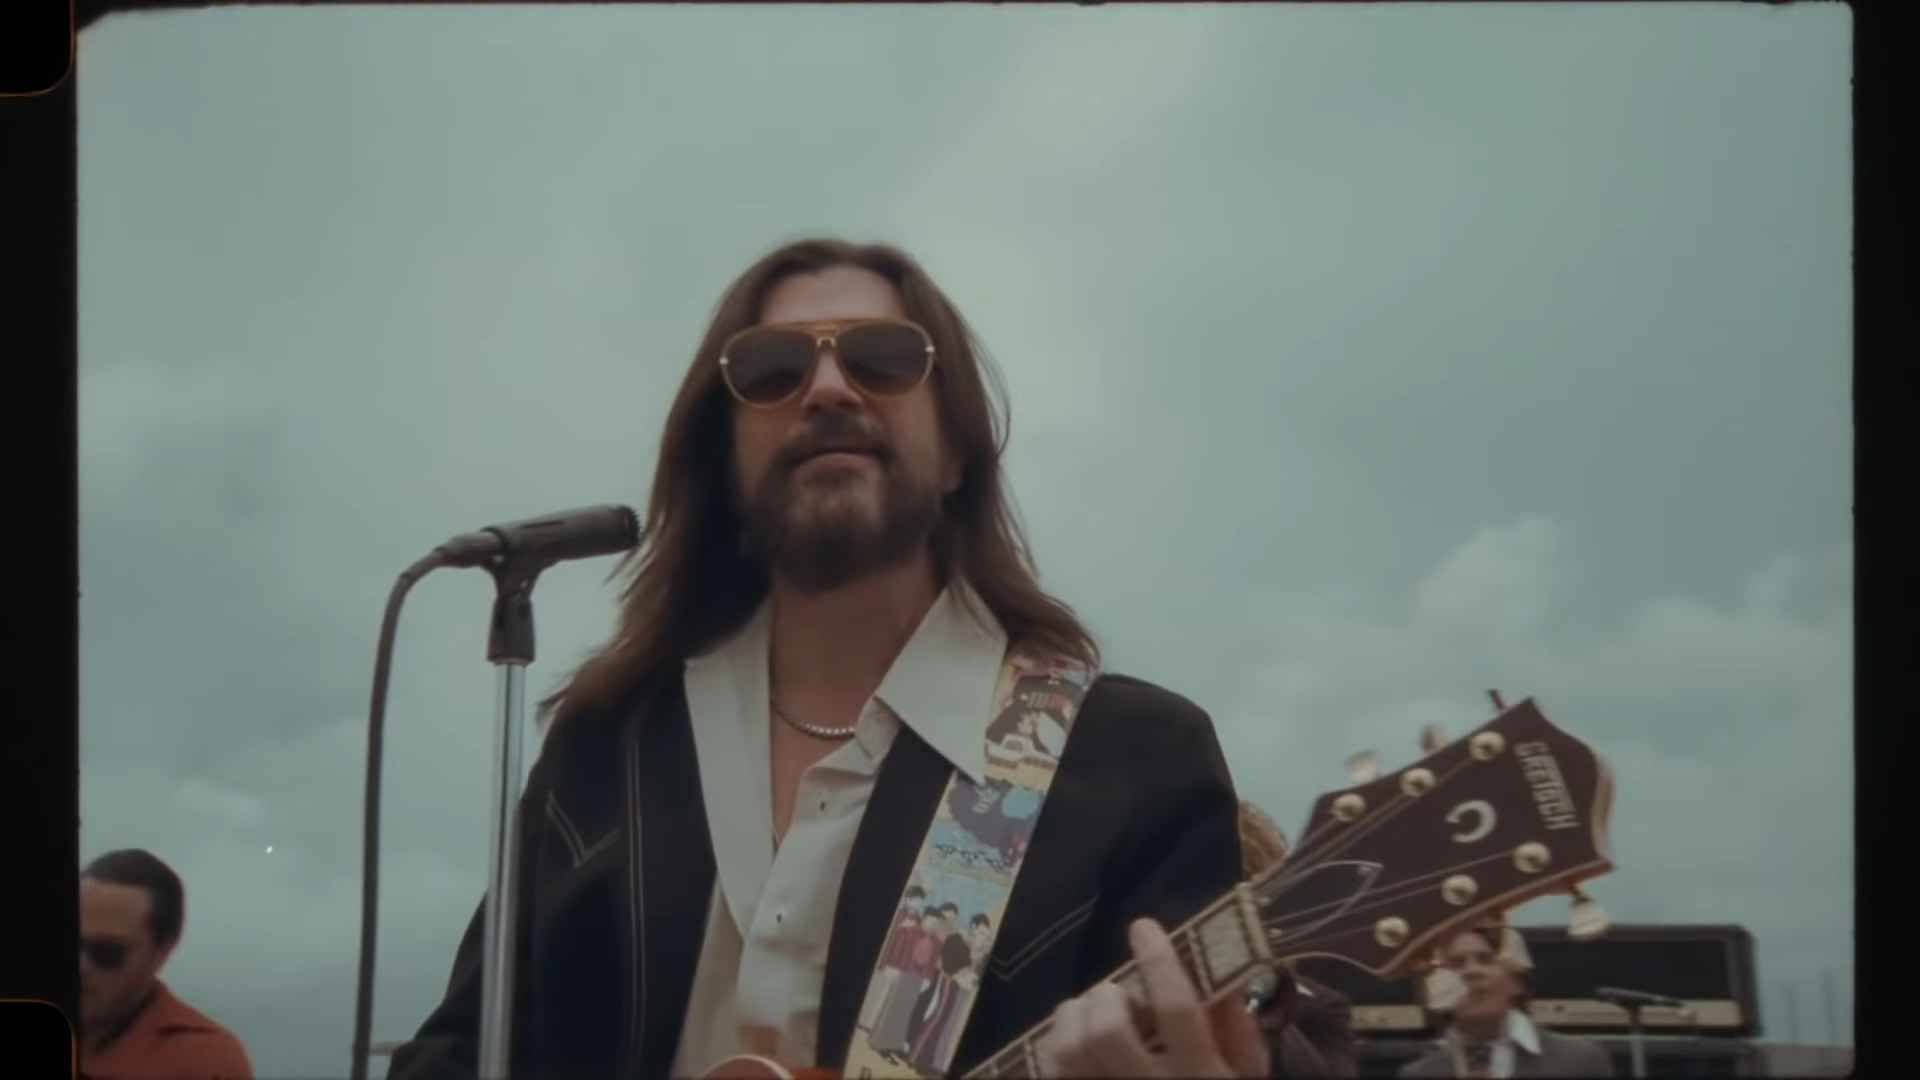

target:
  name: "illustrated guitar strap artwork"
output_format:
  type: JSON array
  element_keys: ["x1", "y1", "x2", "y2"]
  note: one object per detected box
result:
[{"x1": 839, "y1": 653, "x2": 1096, "y2": 1079}]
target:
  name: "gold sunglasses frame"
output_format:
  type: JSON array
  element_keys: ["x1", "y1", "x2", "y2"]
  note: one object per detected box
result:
[{"x1": 718, "y1": 318, "x2": 938, "y2": 409}]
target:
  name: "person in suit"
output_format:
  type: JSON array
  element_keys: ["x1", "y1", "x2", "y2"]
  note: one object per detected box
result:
[
  {"x1": 387, "y1": 238, "x2": 1247, "y2": 1080},
  {"x1": 1398, "y1": 923, "x2": 1614, "y2": 1078},
  {"x1": 1236, "y1": 801, "x2": 1359, "y2": 1079}
]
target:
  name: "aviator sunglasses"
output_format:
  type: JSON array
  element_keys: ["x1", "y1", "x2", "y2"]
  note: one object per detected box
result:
[{"x1": 719, "y1": 318, "x2": 937, "y2": 409}]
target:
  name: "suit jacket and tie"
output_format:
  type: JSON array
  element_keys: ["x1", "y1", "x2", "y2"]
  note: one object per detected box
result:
[
  {"x1": 1397, "y1": 1027, "x2": 1616, "y2": 1078},
  {"x1": 388, "y1": 670, "x2": 1241, "y2": 1080}
]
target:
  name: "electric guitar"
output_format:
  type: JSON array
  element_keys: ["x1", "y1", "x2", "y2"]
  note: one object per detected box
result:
[{"x1": 705, "y1": 695, "x2": 1616, "y2": 1079}]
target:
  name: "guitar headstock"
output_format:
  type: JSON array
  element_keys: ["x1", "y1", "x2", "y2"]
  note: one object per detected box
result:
[{"x1": 1253, "y1": 697, "x2": 1614, "y2": 980}]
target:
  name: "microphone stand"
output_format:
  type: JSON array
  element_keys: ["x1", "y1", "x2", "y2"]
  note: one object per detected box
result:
[
  {"x1": 476, "y1": 556, "x2": 549, "y2": 1080},
  {"x1": 1625, "y1": 1002, "x2": 1647, "y2": 1080},
  {"x1": 345, "y1": 552, "x2": 546, "y2": 1080},
  {"x1": 347, "y1": 504, "x2": 639, "y2": 1080}
]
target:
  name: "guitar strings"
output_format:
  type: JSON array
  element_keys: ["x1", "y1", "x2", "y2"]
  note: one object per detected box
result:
[
  {"x1": 1243, "y1": 742, "x2": 1599, "y2": 953},
  {"x1": 1257, "y1": 750, "x2": 1485, "y2": 906},
  {"x1": 1260, "y1": 818, "x2": 1599, "y2": 947},
  {"x1": 1259, "y1": 848, "x2": 1585, "y2": 953},
  {"x1": 1281, "y1": 747, "x2": 1484, "y2": 872},
  {"x1": 1258, "y1": 844, "x2": 1506, "y2": 937}
]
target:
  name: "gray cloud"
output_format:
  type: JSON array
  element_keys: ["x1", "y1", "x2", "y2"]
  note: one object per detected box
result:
[{"x1": 78, "y1": 4, "x2": 1851, "y2": 1074}]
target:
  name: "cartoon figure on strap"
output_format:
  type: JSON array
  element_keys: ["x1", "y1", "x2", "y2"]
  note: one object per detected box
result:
[{"x1": 842, "y1": 655, "x2": 1094, "y2": 1078}]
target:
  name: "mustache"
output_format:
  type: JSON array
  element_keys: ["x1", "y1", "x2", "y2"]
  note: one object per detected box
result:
[{"x1": 778, "y1": 413, "x2": 896, "y2": 468}]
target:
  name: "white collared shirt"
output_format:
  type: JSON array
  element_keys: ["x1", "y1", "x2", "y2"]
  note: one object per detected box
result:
[
  {"x1": 668, "y1": 586, "x2": 1009, "y2": 1075},
  {"x1": 1448, "y1": 1009, "x2": 1542, "y2": 1078}
]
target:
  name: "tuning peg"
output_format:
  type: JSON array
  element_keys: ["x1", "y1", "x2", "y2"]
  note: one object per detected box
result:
[
  {"x1": 1422, "y1": 965, "x2": 1466, "y2": 1012},
  {"x1": 1419, "y1": 724, "x2": 1448, "y2": 754},
  {"x1": 1496, "y1": 924, "x2": 1535, "y2": 971},
  {"x1": 1567, "y1": 885, "x2": 1611, "y2": 940},
  {"x1": 1344, "y1": 749, "x2": 1380, "y2": 783}
]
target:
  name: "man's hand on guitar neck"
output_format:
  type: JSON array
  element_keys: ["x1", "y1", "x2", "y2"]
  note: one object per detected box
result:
[{"x1": 1039, "y1": 919, "x2": 1270, "y2": 1079}]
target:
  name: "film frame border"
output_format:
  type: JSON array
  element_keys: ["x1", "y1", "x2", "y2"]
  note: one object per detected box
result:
[{"x1": 0, "y1": 4, "x2": 1900, "y2": 1079}]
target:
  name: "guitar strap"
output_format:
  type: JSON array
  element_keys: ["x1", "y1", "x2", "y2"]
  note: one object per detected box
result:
[{"x1": 839, "y1": 652, "x2": 1096, "y2": 1079}]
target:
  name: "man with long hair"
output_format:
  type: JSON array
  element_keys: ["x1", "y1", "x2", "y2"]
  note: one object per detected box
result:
[{"x1": 390, "y1": 239, "x2": 1256, "y2": 1079}]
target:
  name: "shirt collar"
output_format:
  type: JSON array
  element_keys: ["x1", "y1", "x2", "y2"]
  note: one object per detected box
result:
[
  {"x1": 683, "y1": 603, "x2": 777, "y2": 936},
  {"x1": 1448, "y1": 1009, "x2": 1541, "y2": 1055},
  {"x1": 869, "y1": 583, "x2": 1007, "y2": 785},
  {"x1": 686, "y1": 582, "x2": 1008, "y2": 784},
  {"x1": 1452, "y1": 1009, "x2": 1541, "y2": 1055},
  {"x1": 1507, "y1": 1008, "x2": 1542, "y2": 1054},
  {"x1": 682, "y1": 583, "x2": 1008, "y2": 936}
]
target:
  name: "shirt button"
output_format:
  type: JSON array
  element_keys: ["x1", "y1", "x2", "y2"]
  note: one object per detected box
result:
[{"x1": 818, "y1": 799, "x2": 828, "y2": 811}]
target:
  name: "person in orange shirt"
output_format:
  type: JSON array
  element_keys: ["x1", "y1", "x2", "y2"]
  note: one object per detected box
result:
[{"x1": 78, "y1": 849, "x2": 253, "y2": 1080}]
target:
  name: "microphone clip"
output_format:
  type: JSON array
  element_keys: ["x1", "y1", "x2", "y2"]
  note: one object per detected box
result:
[{"x1": 486, "y1": 560, "x2": 543, "y2": 668}]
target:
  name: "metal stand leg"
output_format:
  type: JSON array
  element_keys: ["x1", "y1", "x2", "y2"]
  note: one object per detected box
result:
[
  {"x1": 478, "y1": 663, "x2": 528, "y2": 1080},
  {"x1": 476, "y1": 565, "x2": 540, "y2": 1080},
  {"x1": 1627, "y1": 1007, "x2": 1647, "y2": 1079}
]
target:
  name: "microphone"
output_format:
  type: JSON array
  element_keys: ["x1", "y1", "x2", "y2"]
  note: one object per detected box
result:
[
  {"x1": 431, "y1": 504, "x2": 642, "y2": 569},
  {"x1": 1595, "y1": 986, "x2": 1689, "y2": 1013}
]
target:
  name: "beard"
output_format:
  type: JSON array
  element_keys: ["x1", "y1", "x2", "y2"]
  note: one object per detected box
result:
[{"x1": 741, "y1": 420, "x2": 944, "y2": 593}]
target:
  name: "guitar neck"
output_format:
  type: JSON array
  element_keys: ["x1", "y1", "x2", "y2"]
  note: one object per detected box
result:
[{"x1": 961, "y1": 884, "x2": 1274, "y2": 1078}]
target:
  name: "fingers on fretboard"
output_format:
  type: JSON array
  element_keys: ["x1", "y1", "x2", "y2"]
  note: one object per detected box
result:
[{"x1": 971, "y1": 891, "x2": 1271, "y2": 1078}]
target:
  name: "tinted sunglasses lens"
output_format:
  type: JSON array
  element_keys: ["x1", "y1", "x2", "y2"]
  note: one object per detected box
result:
[
  {"x1": 83, "y1": 941, "x2": 128, "y2": 970},
  {"x1": 837, "y1": 323, "x2": 930, "y2": 395},
  {"x1": 726, "y1": 329, "x2": 816, "y2": 405}
]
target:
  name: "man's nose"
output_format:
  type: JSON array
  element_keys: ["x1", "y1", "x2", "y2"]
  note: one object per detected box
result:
[{"x1": 799, "y1": 346, "x2": 862, "y2": 412}]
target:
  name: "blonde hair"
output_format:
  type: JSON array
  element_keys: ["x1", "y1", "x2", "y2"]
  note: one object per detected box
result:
[{"x1": 1238, "y1": 800, "x2": 1290, "y2": 879}]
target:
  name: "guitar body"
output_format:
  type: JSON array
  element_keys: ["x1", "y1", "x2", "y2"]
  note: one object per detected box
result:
[{"x1": 701, "y1": 1055, "x2": 836, "y2": 1080}]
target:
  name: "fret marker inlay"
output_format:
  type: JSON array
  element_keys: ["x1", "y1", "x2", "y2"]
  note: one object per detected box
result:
[{"x1": 1197, "y1": 906, "x2": 1255, "y2": 985}]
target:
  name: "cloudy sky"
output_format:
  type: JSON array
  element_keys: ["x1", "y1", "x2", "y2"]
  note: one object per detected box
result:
[{"x1": 77, "y1": 3, "x2": 1851, "y2": 1075}]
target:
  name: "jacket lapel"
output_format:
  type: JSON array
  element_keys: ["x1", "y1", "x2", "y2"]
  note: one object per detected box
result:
[
  {"x1": 813, "y1": 726, "x2": 953, "y2": 1069},
  {"x1": 624, "y1": 682, "x2": 719, "y2": 1079}
]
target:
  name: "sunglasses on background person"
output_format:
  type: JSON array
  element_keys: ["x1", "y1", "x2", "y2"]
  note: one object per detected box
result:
[
  {"x1": 81, "y1": 938, "x2": 131, "y2": 971},
  {"x1": 720, "y1": 318, "x2": 937, "y2": 409}
]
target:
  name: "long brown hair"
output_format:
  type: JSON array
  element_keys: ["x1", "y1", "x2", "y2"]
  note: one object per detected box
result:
[
  {"x1": 1238, "y1": 800, "x2": 1289, "y2": 879},
  {"x1": 540, "y1": 238, "x2": 1099, "y2": 728}
]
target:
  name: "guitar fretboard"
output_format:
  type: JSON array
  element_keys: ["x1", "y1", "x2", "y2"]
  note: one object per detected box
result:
[{"x1": 962, "y1": 884, "x2": 1272, "y2": 1078}]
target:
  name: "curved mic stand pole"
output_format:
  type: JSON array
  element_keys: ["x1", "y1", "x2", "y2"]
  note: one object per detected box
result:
[
  {"x1": 476, "y1": 556, "x2": 550, "y2": 1080},
  {"x1": 350, "y1": 553, "x2": 447, "y2": 1080}
]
